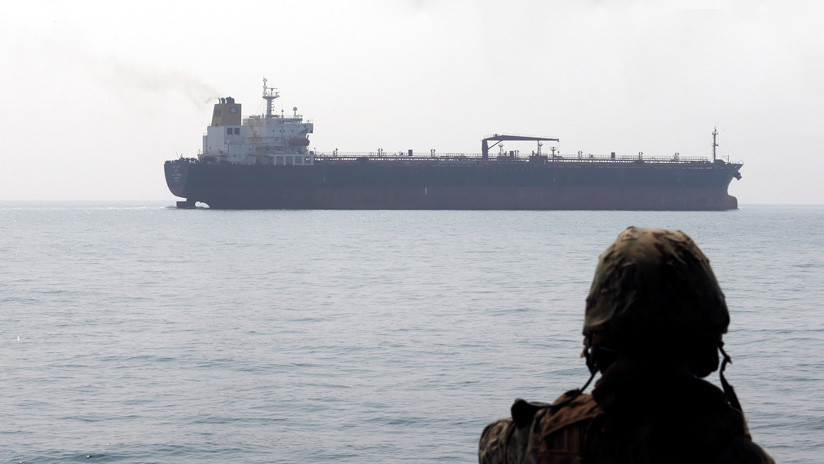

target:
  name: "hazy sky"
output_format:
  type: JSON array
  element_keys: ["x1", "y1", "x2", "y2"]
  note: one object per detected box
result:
[{"x1": 2, "y1": 0, "x2": 822, "y2": 204}]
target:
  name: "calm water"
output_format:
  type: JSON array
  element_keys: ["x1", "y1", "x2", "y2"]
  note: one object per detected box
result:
[{"x1": 1, "y1": 203, "x2": 822, "y2": 463}]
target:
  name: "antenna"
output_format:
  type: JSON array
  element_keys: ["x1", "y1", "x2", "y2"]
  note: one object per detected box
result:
[{"x1": 262, "y1": 77, "x2": 280, "y2": 118}]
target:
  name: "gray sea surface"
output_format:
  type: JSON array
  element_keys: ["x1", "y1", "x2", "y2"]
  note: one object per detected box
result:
[{"x1": 1, "y1": 202, "x2": 822, "y2": 463}]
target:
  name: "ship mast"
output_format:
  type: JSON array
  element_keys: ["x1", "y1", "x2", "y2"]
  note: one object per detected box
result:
[
  {"x1": 712, "y1": 127, "x2": 718, "y2": 162},
  {"x1": 262, "y1": 77, "x2": 280, "y2": 118}
]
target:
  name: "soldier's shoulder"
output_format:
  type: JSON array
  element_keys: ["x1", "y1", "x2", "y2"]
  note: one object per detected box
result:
[
  {"x1": 480, "y1": 392, "x2": 603, "y2": 464},
  {"x1": 508, "y1": 391, "x2": 601, "y2": 429},
  {"x1": 535, "y1": 392, "x2": 602, "y2": 434}
]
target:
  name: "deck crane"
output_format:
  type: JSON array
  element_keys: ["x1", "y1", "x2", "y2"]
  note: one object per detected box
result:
[{"x1": 482, "y1": 134, "x2": 559, "y2": 159}]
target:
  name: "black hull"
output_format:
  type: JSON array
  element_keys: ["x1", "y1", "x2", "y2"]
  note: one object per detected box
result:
[{"x1": 164, "y1": 158, "x2": 741, "y2": 211}]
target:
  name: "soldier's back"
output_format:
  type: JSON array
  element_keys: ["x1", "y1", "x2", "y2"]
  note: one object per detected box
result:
[{"x1": 479, "y1": 369, "x2": 774, "y2": 464}]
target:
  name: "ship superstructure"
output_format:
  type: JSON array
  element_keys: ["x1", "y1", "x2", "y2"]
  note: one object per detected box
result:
[{"x1": 199, "y1": 78, "x2": 313, "y2": 166}]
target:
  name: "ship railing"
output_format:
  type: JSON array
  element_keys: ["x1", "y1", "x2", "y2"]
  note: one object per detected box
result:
[{"x1": 311, "y1": 151, "x2": 722, "y2": 164}]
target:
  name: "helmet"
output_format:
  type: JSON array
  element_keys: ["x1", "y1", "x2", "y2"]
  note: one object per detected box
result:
[{"x1": 583, "y1": 227, "x2": 729, "y2": 346}]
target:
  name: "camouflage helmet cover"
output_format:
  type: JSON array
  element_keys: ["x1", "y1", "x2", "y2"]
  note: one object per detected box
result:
[{"x1": 583, "y1": 227, "x2": 729, "y2": 340}]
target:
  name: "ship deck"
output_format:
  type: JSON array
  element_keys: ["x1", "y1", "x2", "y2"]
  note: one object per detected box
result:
[{"x1": 309, "y1": 151, "x2": 741, "y2": 168}]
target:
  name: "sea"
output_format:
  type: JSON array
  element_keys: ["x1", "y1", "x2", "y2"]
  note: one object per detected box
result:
[{"x1": 1, "y1": 202, "x2": 822, "y2": 463}]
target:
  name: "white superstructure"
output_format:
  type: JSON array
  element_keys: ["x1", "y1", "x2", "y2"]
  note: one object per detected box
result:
[{"x1": 199, "y1": 78, "x2": 314, "y2": 166}]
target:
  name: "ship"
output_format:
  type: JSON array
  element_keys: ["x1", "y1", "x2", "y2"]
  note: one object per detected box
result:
[{"x1": 165, "y1": 79, "x2": 742, "y2": 210}]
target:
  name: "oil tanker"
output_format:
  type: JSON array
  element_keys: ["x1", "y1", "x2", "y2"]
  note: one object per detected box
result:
[{"x1": 165, "y1": 80, "x2": 742, "y2": 210}]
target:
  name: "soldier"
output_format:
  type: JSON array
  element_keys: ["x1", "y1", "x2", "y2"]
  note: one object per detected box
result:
[{"x1": 479, "y1": 227, "x2": 773, "y2": 464}]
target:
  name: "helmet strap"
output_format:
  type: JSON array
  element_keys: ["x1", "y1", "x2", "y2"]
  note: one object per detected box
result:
[
  {"x1": 718, "y1": 342, "x2": 744, "y2": 412},
  {"x1": 584, "y1": 345, "x2": 598, "y2": 375}
]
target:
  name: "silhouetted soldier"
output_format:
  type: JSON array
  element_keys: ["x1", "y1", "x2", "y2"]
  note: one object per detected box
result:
[{"x1": 479, "y1": 227, "x2": 773, "y2": 463}]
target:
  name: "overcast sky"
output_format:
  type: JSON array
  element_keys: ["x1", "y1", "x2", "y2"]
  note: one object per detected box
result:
[{"x1": 1, "y1": 0, "x2": 822, "y2": 204}]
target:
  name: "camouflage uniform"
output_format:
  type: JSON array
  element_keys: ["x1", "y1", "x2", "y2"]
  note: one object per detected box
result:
[{"x1": 478, "y1": 227, "x2": 774, "y2": 464}]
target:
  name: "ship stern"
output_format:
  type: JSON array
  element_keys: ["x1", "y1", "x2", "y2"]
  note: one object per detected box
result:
[{"x1": 164, "y1": 159, "x2": 195, "y2": 206}]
